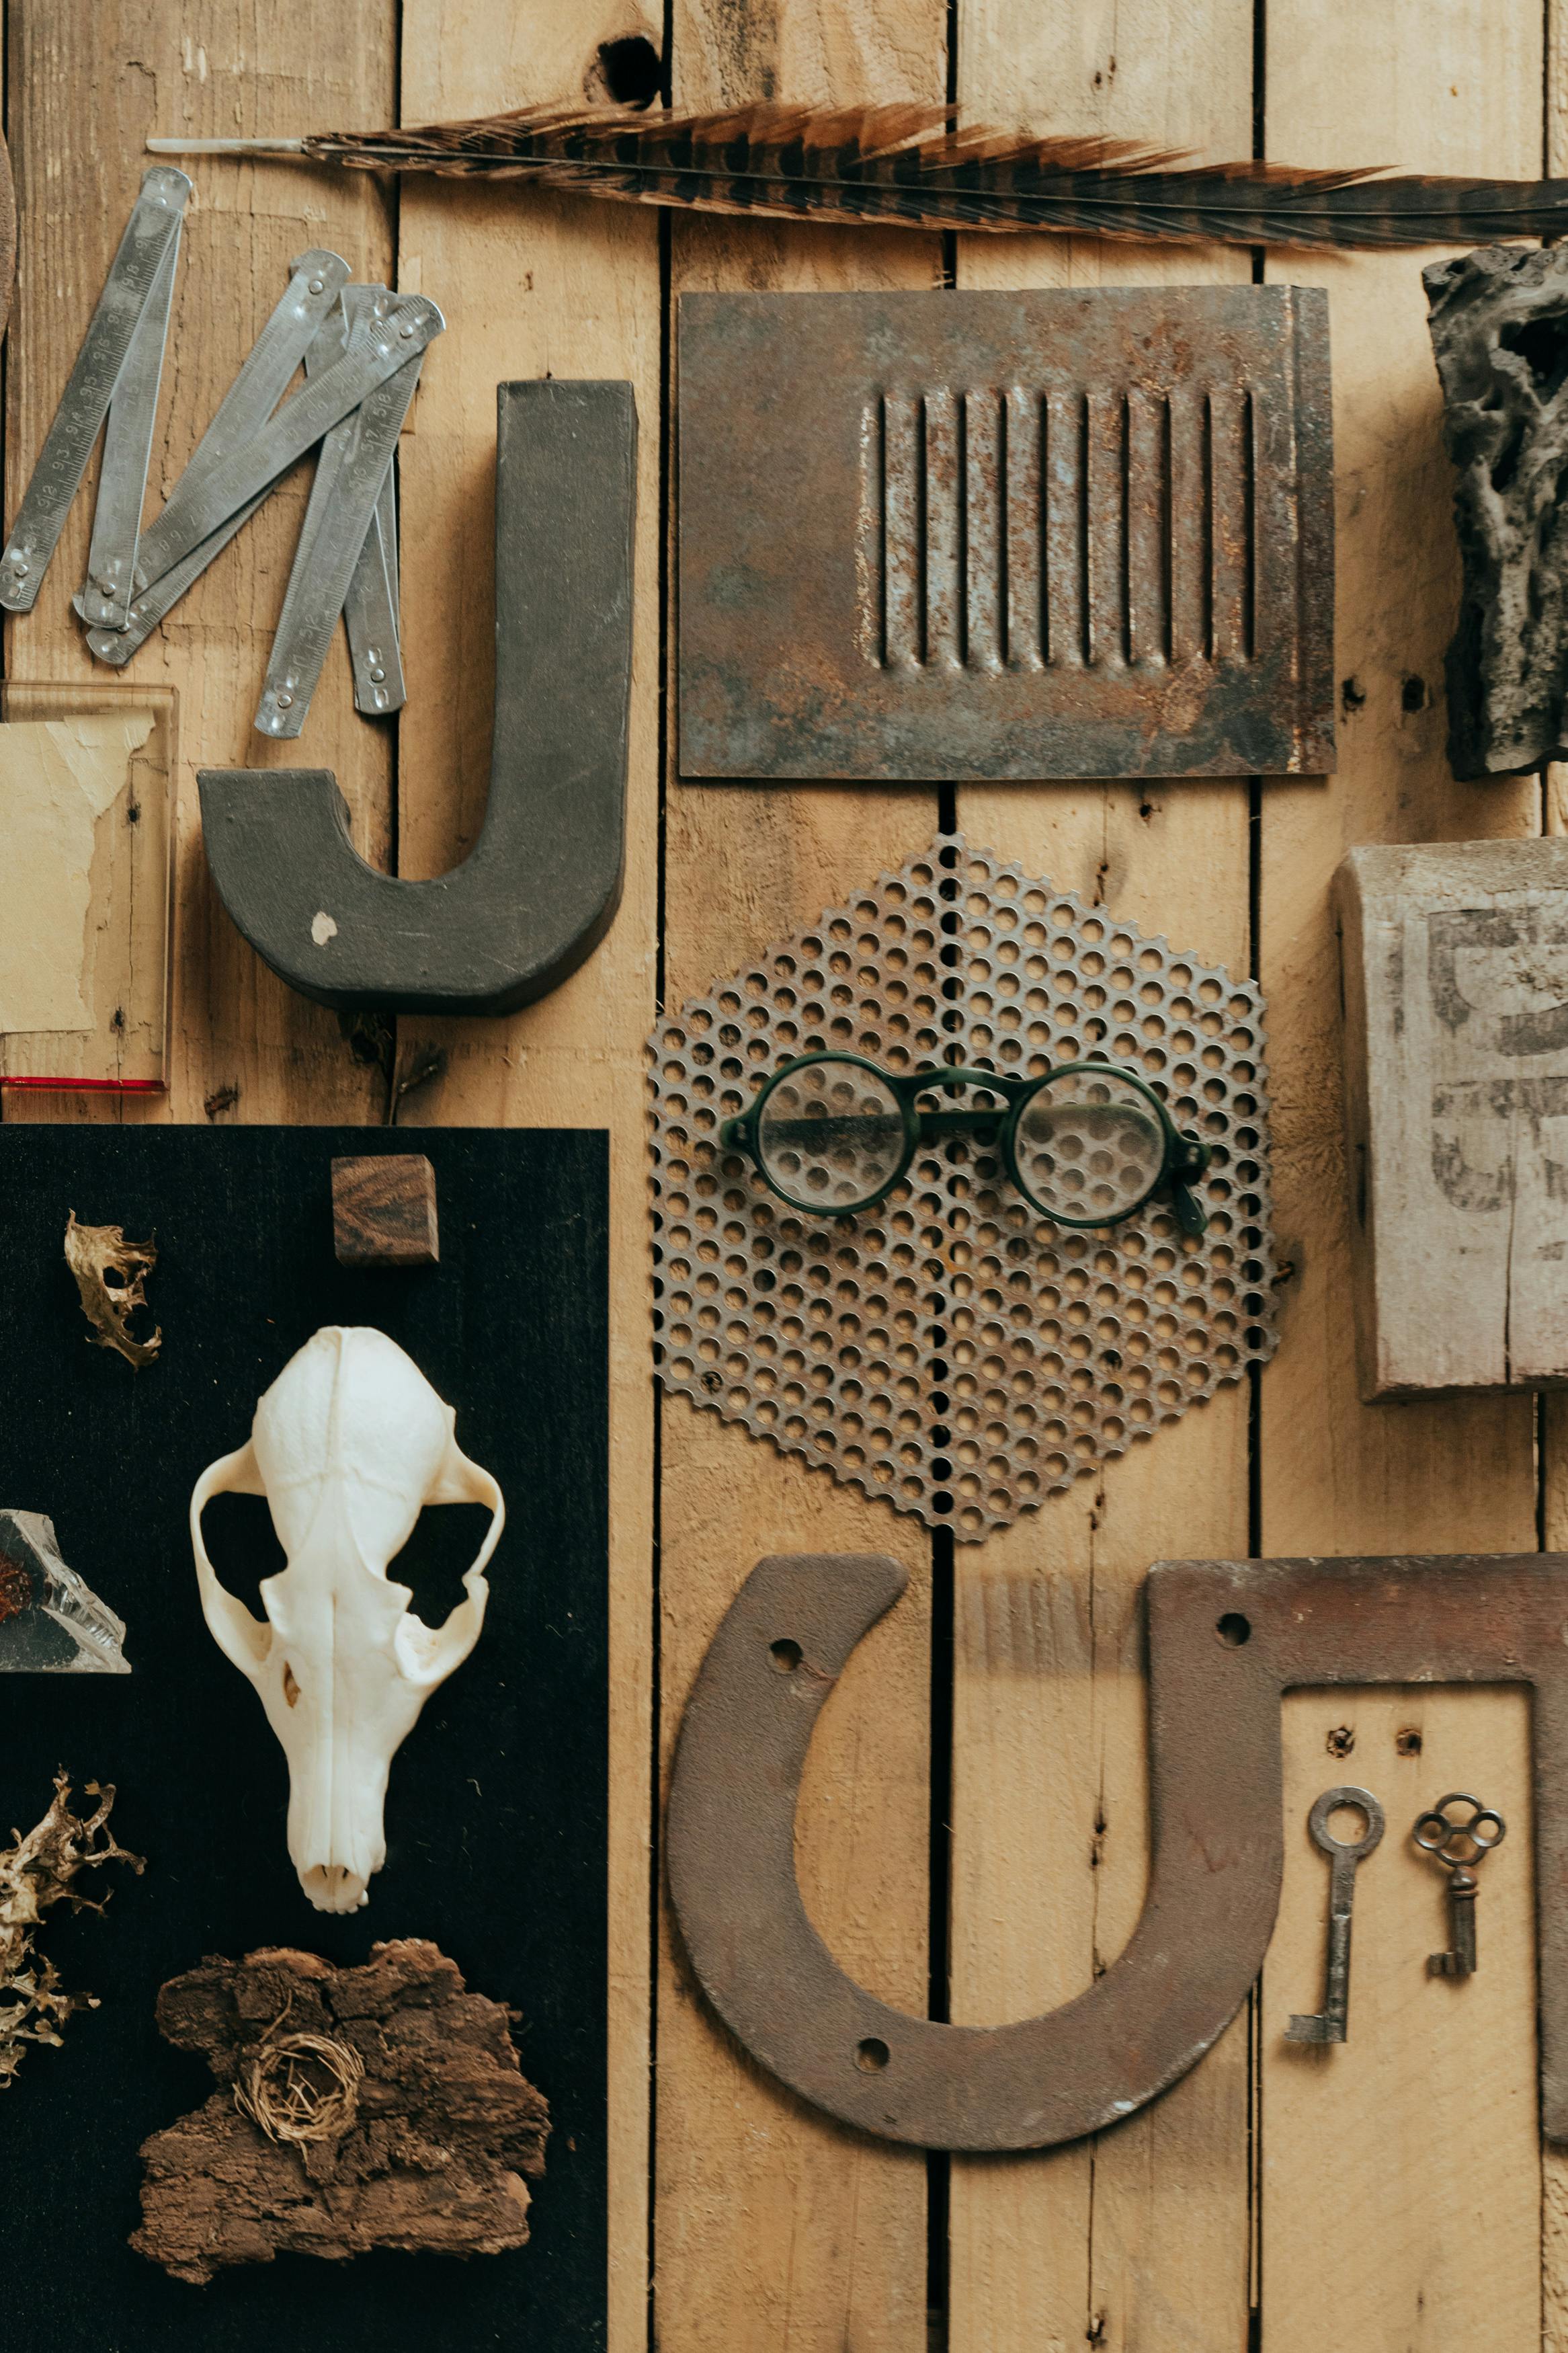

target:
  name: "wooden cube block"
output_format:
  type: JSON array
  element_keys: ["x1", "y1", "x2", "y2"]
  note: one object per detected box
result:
[
  {"x1": 1335, "y1": 838, "x2": 1568, "y2": 1396},
  {"x1": 331, "y1": 1154, "x2": 440, "y2": 1268}
]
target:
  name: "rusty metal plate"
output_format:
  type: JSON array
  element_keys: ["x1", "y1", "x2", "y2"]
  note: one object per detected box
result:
[
  {"x1": 677, "y1": 285, "x2": 1335, "y2": 781},
  {"x1": 667, "y1": 1550, "x2": 1568, "y2": 2150}
]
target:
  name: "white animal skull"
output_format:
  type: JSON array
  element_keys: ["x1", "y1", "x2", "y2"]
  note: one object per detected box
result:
[{"x1": 190, "y1": 1326, "x2": 503, "y2": 1913}]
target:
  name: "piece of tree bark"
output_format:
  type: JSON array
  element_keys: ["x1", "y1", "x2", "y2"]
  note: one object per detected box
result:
[
  {"x1": 331, "y1": 1154, "x2": 440, "y2": 1267},
  {"x1": 132, "y1": 1938, "x2": 549, "y2": 2285},
  {"x1": 1428, "y1": 243, "x2": 1568, "y2": 779}
]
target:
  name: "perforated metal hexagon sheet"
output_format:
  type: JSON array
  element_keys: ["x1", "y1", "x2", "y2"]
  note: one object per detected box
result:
[{"x1": 647, "y1": 833, "x2": 1278, "y2": 1541}]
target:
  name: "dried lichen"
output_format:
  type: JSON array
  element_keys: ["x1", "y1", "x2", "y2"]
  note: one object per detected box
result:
[
  {"x1": 64, "y1": 1209, "x2": 161, "y2": 1367},
  {"x1": 0, "y1": 1773, "x2": 144, "y2": 2087}
]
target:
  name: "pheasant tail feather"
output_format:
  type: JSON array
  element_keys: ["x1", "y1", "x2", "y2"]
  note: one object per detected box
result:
[{"x1": 290, "y1": 102, "x2": 1568, "y2": 251}]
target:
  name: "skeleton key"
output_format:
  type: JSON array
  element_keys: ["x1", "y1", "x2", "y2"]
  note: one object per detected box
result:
[
  {"x1": 1285, "y1": 1786, "x2": 1385, "y2": 2044},
  {"x1": 1413, "y1": 1792, "x2": 1505, "y2": 1978}
]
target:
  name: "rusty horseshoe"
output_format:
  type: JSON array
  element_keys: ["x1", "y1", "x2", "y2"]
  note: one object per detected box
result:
[{"x1": 666, "y1": 1550, "x2": 1568, "y2": 2151}]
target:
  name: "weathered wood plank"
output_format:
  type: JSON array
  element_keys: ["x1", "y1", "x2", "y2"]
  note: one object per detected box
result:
[
  {"x1": 657, "y1": 1431, "x2": 932, "y2": 2351},
  {"x1": 1270, "y1": 1687, "x2": 1538, "y2": 2349},
  {"x1": 1549, "y1": 1384, "x2": 1568, "y2": 2347},
  {"x1": 0, "y1": 684, "x2": 174, "y2": 1090},
  {"x1": 391, "y1": 10, "x2": 663, "y2": 2348},
  {"x1": 1337, "y1": 838, "x2": 1568, "y2": 1396},
  {"x1": 949, "y1": 4, "x2": 1255, "y2": 2345},
  {"x1": 4, "y1": 0, "x2": 396, "y2": 1125},
  {"x1": 1542, "y1": 13, "x2": 1568, "y2": 2334},
  {"x1": 1260, "y1": 0, "x2": 1544, "y2": 2338},
  {"x1": 653, "y1": 5, "x2": 943, "y2": 2346}
]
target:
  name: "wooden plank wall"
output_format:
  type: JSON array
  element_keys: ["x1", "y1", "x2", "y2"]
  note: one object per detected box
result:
[
  {"x1": 951, "y1": 8, "x2": 1254, "y2": 2348},
  {"x1": 5, "y1": 2, "x2": 1567, "y2": 2346},
  {"x1": 656, "y1": 3, "x2": 939, "y2": 2344}
]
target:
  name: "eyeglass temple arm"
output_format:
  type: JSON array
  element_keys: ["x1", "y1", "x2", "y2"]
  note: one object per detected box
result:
[{"x1": 1166, "y1": 1133, "x2": 1211, "y2": 1237}]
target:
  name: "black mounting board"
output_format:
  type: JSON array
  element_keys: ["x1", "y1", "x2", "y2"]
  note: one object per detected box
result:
[{"x1": 0, "y1": 1124, "x2": 608, "y2": 2351}]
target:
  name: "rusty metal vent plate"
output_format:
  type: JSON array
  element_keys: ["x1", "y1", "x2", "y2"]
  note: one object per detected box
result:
[
  {"x1": 677, "y1": 285, "x2": 1335, "y2": 782},
  {"x1": 647, "y1": 832, "x2": 1279, "y2": 1540}
]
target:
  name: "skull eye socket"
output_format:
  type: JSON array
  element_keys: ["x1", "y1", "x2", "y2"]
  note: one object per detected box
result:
[
  {"x1": 390, "y1": 1503, "x2": 497, "y2": 1620},
  {"x1": 197, "y1": 1491, "x2": 288, "y2": 1604},
  {"x1": 282, "y1": 1662, "x2": 301, "y2": 1708}
]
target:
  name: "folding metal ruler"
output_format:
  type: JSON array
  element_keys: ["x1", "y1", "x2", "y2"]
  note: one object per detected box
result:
[
  {"x1": 3, "y1": 166, "x2": 443, "y2": 737},
  {"x1": 1, "y1": 167, "x2": 190, "y2": 624}
]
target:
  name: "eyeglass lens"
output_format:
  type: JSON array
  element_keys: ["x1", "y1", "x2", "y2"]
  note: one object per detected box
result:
[
  {"x1": 1012, "y1": 1070, "x2": 1166, "y2": 1222},
  {"x1": 755, "y1": 1059, "x2": 905, "y2": 1209}
]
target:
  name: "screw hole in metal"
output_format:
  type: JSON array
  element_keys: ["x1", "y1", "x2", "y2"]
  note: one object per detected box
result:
[
  {"x1": 1216, "y1": 1611, "x2": 1251, "y2": 1647},
  {"x1": 770, "y1": 1638, "x2": 803, "y2": 1673},
  {"x1": 855, "y1": 2036, "x2": 891, "y2": 2073}
]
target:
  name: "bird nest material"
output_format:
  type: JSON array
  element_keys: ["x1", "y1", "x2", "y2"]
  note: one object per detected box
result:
[{"x1": 235, "y1": 2021, "x2": 365, "y2": 2147}]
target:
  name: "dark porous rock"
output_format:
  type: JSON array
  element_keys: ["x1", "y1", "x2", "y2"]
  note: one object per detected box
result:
[
  {"x1": 132, "y1": 1938, "x2": 550, "y2": 2286},
  {"x1": 1428, "y1": 243, "x2": 1568, "y2": 779}
]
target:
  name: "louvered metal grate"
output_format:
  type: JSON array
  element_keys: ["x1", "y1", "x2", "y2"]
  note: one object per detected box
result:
[
  {"x1": 863, "y1": 385, "x2": 1257, "y2": 674},
  {"x1": 679, "y1": 286, "x2": 1333, "y2": 781}
]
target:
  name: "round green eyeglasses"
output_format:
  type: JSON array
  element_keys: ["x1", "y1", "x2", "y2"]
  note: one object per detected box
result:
[{"x1": 718, "y1": 1053, "x2": 1211, "y2": 1235}]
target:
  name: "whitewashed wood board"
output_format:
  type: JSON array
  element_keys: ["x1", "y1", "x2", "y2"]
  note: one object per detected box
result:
[{"x1": 1337, "y1": 838, "x2": 1568, "y2": 1394}]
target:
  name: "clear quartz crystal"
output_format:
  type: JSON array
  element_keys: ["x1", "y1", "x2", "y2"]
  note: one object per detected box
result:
[{"x1": 0, "y1": 1509, "x2": 130, "y2": 1673}]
